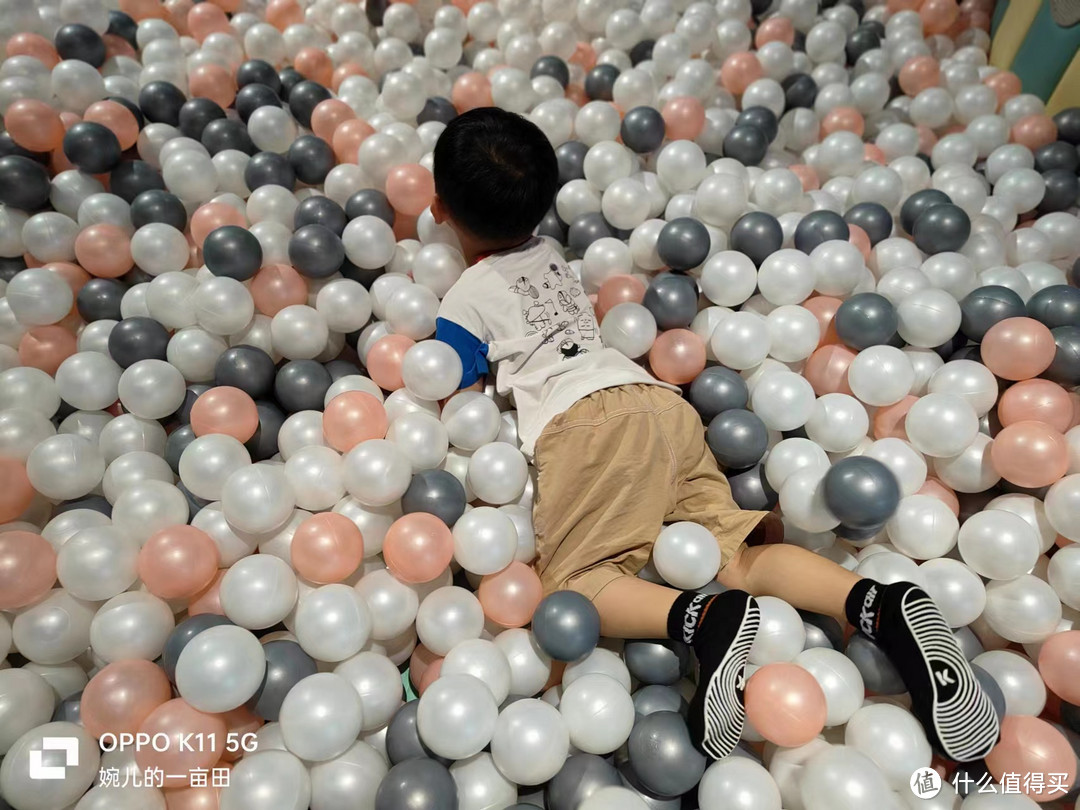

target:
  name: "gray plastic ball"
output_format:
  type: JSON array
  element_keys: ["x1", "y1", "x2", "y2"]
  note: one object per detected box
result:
[
  {"x1": 912, "y1": 203, "x2": 970, "y2": 255},
  {"x1": 621, "y1": 107, "x2": 666, "y2": 154},
  {"x1": 202, "y1": 225, "x2": 263, "y2": 281},
  {"x1": 375, "y1": 758, "x2": 458, "y2": 810},
  {"x1": 722, "y1": 124, "x2": 768, "y2": 166},
  {"x1": 822, "y1": 456, "x2": 901, "y2": 529},
  {"x1": 689, "y1": 366, "x2": 748, "y2": 421},
  {"x1": 844, "y1": 635, "x2": 905, "y2": 694},
  {"x1": 900, "y1": 188, "x2": 951, "y2": 234},
  {"x1": 729, "y1": 212, "x2": 783, "y2": 267},
  {"x1": 274, "y1": 360, "x2": 332, "y2": 413},
  {"x1": 632, "y1": 685, "x2": 688, "y2": 718},
  {"x1": 794, "y1": 210, "x2": 850, "y2": 253},
  {"x1": 834, "y1": 293, "x2": 898, "y2": 350},
  {"x1": 706, "y1": 409, "x2": 768, "y2": 469},
  {"x1": 248, "y1": 640, "x2": 319, "y2": 721},
  {"x1": 547, "y1": 754, "x2": 622, "y2": 810},
  {"x1": 567, "y1": 212, "x2": 612, "y2": 255},
  {"x1": 531, "y1": 591, "x2": 601, "y2": 662},
  {"x1": 844, "y1": 202, "x2": 892, "y2": 246},
  {"x1": 960, "y1": 285, "x2": 1027, "y2": 341},
  {"x1": 624, "y1": 640, "x2": 691, "y2": 686},
  {"x1": 642, "y1": 272, "x2": 698, "y2": 329},
  {"x1": 386, "y1": 701, "x2": 451, "y2": 766},
  {"x1": 727, "y1": 464, "x2": 778, "y2": 511},
  {"x1": 656, "y1": 218, "x2": 710, "y2": 272},
  {"x1": 401, "y1": 469, "x2": 467, "y2": 527},
  {"x1": 626, "y1": 711, "x2": 707, "y2": 798},
  {"x1": 556, "y1": 141, "x2": 588, "y2": 185}
]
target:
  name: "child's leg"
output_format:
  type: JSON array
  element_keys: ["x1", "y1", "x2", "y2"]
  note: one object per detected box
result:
[
  {"x1": 719, "y1": 540, "x2": 999, "y2": 762},
  {"x1": 717, "y1": 541, "x2": 860, "y2": 622}
]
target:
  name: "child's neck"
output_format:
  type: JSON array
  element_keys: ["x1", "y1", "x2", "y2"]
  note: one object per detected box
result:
[{"x1": 463, "y1": 235, "x2": 533, "y2": 265}]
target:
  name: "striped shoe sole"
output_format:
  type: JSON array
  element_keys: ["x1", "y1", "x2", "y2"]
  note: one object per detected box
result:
[
  {"x1": 700, "y1": 596, "x2": 760, "y2": 761},
  {"x1": 900, "y1": 587, "x2": 1000, "y2": 762}
]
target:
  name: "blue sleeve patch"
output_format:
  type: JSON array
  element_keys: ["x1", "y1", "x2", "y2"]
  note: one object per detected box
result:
[{"x1": 435, "y1": 317, "x2": 489, "y2": 389}]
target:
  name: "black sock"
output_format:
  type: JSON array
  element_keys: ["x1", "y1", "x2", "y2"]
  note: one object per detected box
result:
[
  {"x1": 666, "y1": 589, "x2": 759, "y2": 760},
  {"x1": 847, "y1": 579, "x2": 999, "y2": 762}
]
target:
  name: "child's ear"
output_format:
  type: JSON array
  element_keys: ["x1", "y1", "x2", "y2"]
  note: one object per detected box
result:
[{"x1": 430, "y1": 195, "x2": 448, "y2": 224}]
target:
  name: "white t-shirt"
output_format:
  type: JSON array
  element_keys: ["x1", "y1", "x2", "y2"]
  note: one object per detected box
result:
[{"x1": 435, "y1": 238, "x2": 678, "y2": 459}]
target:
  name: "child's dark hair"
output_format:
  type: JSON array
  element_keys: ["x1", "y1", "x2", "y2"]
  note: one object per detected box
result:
[{"x1": 433, "y1": 107, "x2": 558, "y2": 242}]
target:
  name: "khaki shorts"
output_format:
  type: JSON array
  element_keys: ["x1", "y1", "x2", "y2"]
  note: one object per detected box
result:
[{"x1": 531, "y1": 384, "x2": 770, "y2": 600}]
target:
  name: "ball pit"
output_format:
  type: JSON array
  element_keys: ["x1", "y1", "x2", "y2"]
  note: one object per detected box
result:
[{"x1": 0, "y1": 0, "x2": 1079, "y2": 807}]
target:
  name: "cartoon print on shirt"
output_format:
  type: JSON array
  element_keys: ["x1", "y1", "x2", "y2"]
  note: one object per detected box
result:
[
  {"x1": 543, "y1": 263, "x2": 564, "y2": 289},
  {"x1": 523, "y1": 301, "x2": 552, "y2": 331},
  {"x1": 510, "y1": 276, "x2": 539, "y2": 299},
  {"x1": 558, "y1": 338, "x2": 588, "y2": 358},
  {"x1": 557, "y1": 290, "x2": 579, "y2": 315},
  {"x1": 576, "y1": 313, "x2": 596, "y2": 341}
]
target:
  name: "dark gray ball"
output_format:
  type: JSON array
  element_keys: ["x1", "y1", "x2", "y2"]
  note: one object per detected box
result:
[
  {"x1": 621, "y1": 106, "x2": 666, "y2": 154},
  {"x1": 656, "y1": 217, "x2": 710, "y2": 272},
  {"x1": 782, "y1": 73, "x2": 818, "y2": 110},
  {"x1": 971, "y1": 664, "x2": 1006, "y2": 722},
  {"x1": 800, "y1": 610, "x2": 845, "y2": 651},
  {"x1": 584, "y1": 64, "x2": 619, "y2": 100},
  {"x1": 274, "y1": 360, "x2": 332, "y2": 413},
  {"x1": 325, "y1": 359, "x2": 361, "y2": 381},
  {"x1": 55, "y1": 23, "x2": 106, "y2": 67},
  {"x1": 1027, "y1": 285, "x2": 1080, "y2": 329},
  {"x1": 642, "y1": 272, "x2": 698, "y2": 329},
  {"x1": 1045, "y1": 325, "x2": 1080, "y2": 386},
  {"x1": 109, "y1": 160, "x2": 165, "y2": 203},
  {"x1": 547, "y1": 754, "x2": 622, "y2": 810},
  {"x1": 375, "y1": 759, "x2": 458, "y2": 810},
  {"x1": 1034, "y1": 141, "x2": 1080, "y2": 173},
  {"x1": 624, "y1": 640, "x2": 691, "y2": 686},
  {"x1": 401, "y1": 469, "x2": 467, "y2": 527},
  {"x1": 214, "y1": 345, "x2": 277, "y2": 399},
  {"x1": 63, "y1": 121, "x2": 122, "y2": 174},
  {"x1": 164, "y1": 424, "x2": 196, "y2": 474},
  {"x1": 953, "y1": 625, "x2": 985, "y2": 661},
  {"x1": 51, "y1": 690, "x2": 83, "y2": 724},
  {"x1": 727, "y1": 463, "x2": 778, "y2": 511},
  {"x1": 55, "y1": 495, "x2": 112, "y2": 516},
  {"x1": 386, "y1": 701, "x2": 451, "y2": 766},
  {"x1": 202, "y1": 225, "x2": 263, "y2": 281},
  {"x1": 76, "y1": 278, "x2": 125, "y2": 322},
  {"x1": 722, "y1": 124, "x2": 768, "y2": 166},
  {"x1": 248, "y1": 640, "x2": 319, "y2": 721},
  {"x1": 536, "y1": 207, "x2": 567, "y2": 243},
  {"x1": 162, "y1": 614, "x2": 234, "y2": 682},
  {"x1": 912, "y1": 203, "x2": 970, "y2": 254},
  {"x1": 1039, "y1": 169, "x2": 1079, "y2": 214},
  {"x1": 531, "y1": 55, "x2": 570, "y2": 87},
  {"x1": 288, "y1": 80, "x2": 332, "y2": 129},
  {"x1": 346, "y1": 189, "x2": 395, "y2": 225},
  {"x1": 823, "y1": 456, "x2": 901, "y2": 529},
  {"x1": 900, "y1": 188, "x2": 951, "y2": 234},
  {"x1": 835, "y1": 521, "x2": 886, "y2": 543},
  {"x1": 844, "y1": 635, "x2": 905, "y2": 694},
  {"x1": 288, "y1": 135, "x2": 335, "y2": 185},
  {"x1": 131, "y1": 189, "x2": 187, "y2": 231},
  {"x1": 567, "y1": 212, "x2": 612, "y2": 255},
  {"x1": 689, "y1": 366, "x2": 748, "y2": 421},
  {"x1": 632, "y1": 684, "x2": 688, "y2": 718},
  {"x1": 417, "y1": 97, "x2": 457, "y2": 125},
  {"x1": 0, "y1": 156, "x2": 51, "y2": 210},
  {"x1": 138, "y1": 81, "x2": 186, "y2": 126},
  {"x1": 235, "y1": 83, "x2": 281, "y2": 123},
  {"x1": 289, "y1": 224, "x2": 345, "y2": 279},
  {"x1": 179, "y1": 97, "x2": 225, "y2": 140},
  {"x1": 960, "y1": 285, "x2": 1027, "y2": 341},
  {"x1": 707, "y1": 409, "x2": 768, "y2": 469},
  {"x1": 556, "y1": 140, "x2": 588, "y2": 185},
  {"x1": 729, "y1": 212, "x2": 783, "y2": 266},
  {"x1": 201, "y1": 118, "x2": 256, "y2": 156},
  {"x1": 794, "y1": 209, "x2": 850, "y2": 253},
  {"x1": 246, "y1": 400, "x2": 286, "y2": 461},
  {"x1": 626, "y1": 711, "x2": 707, "y2": 798},
  {"x1": 531, "y1": 591, "x2": 601, "y2": 662},
  {"x1": 1054, "y1": 107, "x2": 1080, "y2": 145},
  {"x1": 736, "y1": 107, "x2": 778, "y2": 142},
  {"x1": 1062, "y1": 701, "x2": 1080, "y2": 735},
  {"x1": 294, "y1": 195, "x2": 348, "y2": 235},
  {"x1": 108, "y1": 316, "x2": 170, "y2": 367},
  {"x1": 245, "y1": 151, "x2": 296, "y2": 191},
  {"x1": 834, "y1": 292, "x2": 898, "y2": 350},
  {"x1": 844, "y1": 202, "x2": 892, "y2": 245}
]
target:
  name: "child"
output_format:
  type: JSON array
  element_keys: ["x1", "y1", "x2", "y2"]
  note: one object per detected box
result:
[{"x1": 431, "y1": 107, "x2": 999, "y2": 763}]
